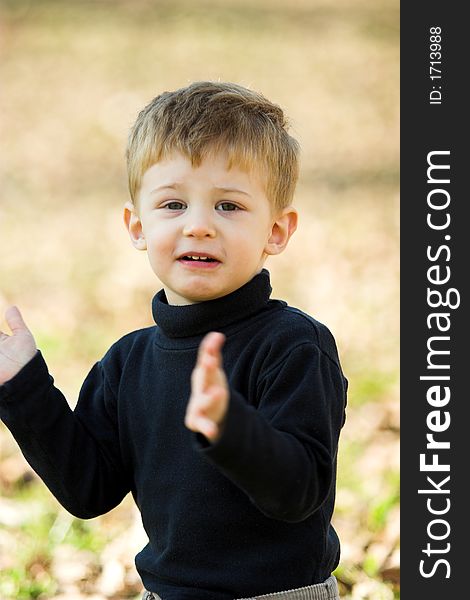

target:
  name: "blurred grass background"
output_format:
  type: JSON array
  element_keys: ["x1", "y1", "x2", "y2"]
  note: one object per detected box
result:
[{"x1": 0, "y1": 0, "x2": 399, "y2": 598}]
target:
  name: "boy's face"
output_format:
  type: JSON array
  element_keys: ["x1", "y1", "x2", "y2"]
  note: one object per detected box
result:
[{"x1": 124, "y1": 151, "x2": 297, "y2": 305}]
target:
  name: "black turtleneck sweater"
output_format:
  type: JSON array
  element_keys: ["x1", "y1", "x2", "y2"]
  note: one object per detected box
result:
[{"x1": 0, "y1": 270, "x2": 347, "y2": 599}]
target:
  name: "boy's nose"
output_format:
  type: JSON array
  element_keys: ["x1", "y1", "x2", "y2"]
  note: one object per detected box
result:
[{"x1": 182, "y1": 211, "x2": 216, "y2": 238}]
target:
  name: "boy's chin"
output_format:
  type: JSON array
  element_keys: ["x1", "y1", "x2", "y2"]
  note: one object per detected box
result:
[
  {"x1": 162, "y1": 270, "x2": 262, "y2": 305},
  {"x1": 164, "y1": 284, "x2": 232, "y2": 306},
  {"x1": 163, "y1": 286, "x2": 218, "y2": 306}
]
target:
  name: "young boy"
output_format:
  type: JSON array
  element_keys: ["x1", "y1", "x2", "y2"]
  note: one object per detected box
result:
[{"x1": 0, "y1": 82, "x2": 347, "y2": 600}]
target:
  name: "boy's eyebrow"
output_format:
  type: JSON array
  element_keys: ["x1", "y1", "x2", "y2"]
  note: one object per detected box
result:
[
  {"x1": 149, "y1": 184, "x2": 252, "y2": 197},
  {"x1": 150, "y1": 183, "x2": 181, "y2": 195},
  {"x1": 213, "y1": 186, "x2": 252, "y2": 197}
]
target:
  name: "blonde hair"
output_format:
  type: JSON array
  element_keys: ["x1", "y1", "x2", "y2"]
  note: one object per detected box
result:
[{"x1": 126, "y1": 81, "x2": 300, "y2": 212}]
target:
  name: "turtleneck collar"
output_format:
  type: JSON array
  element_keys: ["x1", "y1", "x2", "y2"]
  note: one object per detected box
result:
[{"x1": 152, "y1": 269, "x2": 273, "y2": 339}]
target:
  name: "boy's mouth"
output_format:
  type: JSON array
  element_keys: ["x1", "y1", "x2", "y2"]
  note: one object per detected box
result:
[
  {"x1": 180, "y1": 255, "x2": 218, "y2": 262},
  {"x1": 177, "y1": 252, "x2": 222, "y2": 268}
]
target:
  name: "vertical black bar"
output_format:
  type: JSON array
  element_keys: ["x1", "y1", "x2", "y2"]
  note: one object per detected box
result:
[{"x1": 401, "y1": 3, "x2": 466, "y2": 597}]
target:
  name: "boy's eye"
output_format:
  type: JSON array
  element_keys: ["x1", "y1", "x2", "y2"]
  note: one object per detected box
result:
[
  {"x1": 216, "y1": 202, "x2": 240, "y2": 211},
  {"x1": 164, "y1": 201, "x2": 185, "y2": 210}
]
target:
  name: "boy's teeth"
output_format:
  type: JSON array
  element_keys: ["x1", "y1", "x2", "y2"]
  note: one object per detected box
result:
[{"x1": 183, "y1": 255, "x2": 214, "y2": 261}]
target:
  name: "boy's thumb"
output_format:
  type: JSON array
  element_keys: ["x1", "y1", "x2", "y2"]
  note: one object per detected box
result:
[{"x1": 5, "y1": 306, "x2": 29, "y2": 334}]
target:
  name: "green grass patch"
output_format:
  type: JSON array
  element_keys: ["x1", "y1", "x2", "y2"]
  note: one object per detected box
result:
[
  {"x1": 0, "y1": 564, "x2": 57, "y2": 599},
  {"x1": 367, "y1": 483, "x2": 399, "y2": 533},
  {"x1": 348, "y1": 369, "x2": 398, "y2": 406}
]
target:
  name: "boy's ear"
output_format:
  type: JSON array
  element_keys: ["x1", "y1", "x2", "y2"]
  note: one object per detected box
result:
[
  {"x1": 123, "y1": 201, "x2": 147, "y2": 251},
  {"x1": 264, "y1": 206, "x2": 298, "y2": 256}
]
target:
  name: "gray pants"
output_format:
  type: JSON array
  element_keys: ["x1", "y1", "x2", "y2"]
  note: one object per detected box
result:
[{"x1": 143, "y1": 575, "x2": 340, "y2": 600}]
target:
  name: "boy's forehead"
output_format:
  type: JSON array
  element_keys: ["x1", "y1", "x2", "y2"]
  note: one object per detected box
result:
[{"x1": 141, "y1": 149, "x2": 269, "y2": 192}]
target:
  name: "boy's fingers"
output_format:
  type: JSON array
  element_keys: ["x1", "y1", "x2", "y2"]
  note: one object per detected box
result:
[
  {"x1": 191, "y1": 358, "x2": 224, "y2": 396},
  {"x1": 191, "y1": 364, "x2": 206, "y2": 391},
  {"x1": 201, "y1": 353, "x2": 218, "y2": 371},
  {"x1": 196, "y1": 332, "x2": 225, "y2": 371},
  {"x1": 5, "y1": 306, "x2": 29, "y2": 335},
  {"x1": 198, "y1": 332, "x2": 225, "y2": 360},
  {"x1": 193, "y1": 334, "x2": 224, "y2": 390},
  {"x1": 207, "y1": 332, "x2": 225, "y2": 356},
  {"x1": 188, "y1": 385, "x2": 224, "y2": 415}
]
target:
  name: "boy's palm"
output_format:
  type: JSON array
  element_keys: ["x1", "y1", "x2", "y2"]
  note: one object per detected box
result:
[
  {"x1": 0, "y1": 307, "x2": 37, "y2": 385},
  {"x1": 185, "y1": 332, "x2": 229, "y2": 442}
]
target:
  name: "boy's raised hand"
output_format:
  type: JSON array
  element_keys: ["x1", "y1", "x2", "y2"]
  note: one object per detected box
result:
[
  {"x1": 185, "y1": 332, "x2": 228, "y2": 443},
  {"x1": 0, "y1": 307, "x2": 37, "y2": 385}
]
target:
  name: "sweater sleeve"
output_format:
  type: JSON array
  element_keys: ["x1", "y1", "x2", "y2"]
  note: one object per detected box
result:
[
  {"x1": 0, "y1": 351, "x2": 130, "y2": 519},
  {"x1": 195, "y1": 342, "x2": 347, "y2": 523}
]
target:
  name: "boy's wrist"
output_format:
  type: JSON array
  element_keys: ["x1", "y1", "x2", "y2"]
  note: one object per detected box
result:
[{"x1": 0, "y1": 350, "x2": 45, "y2": 400}]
